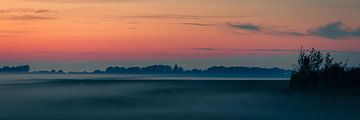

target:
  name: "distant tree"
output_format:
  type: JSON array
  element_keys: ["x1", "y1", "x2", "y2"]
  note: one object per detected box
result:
[
  {"x1": 189, "y1": 69, "x2": 203, "y2": 73},
  {"x1": 173, "y1": 64, "x2": 184, "y2": 73},
  {"x1": 105, "y1": 66, "x2": 126, "y2": 73},
  {"x1": 0, "y1": 65, "x2": 30, "y2": 73},
  {"x1": 57, "y1": 70, "x2": 65, "y2": 74},
  {"x1": 93, "y1": 69, "x2": 103, "y2": 74},
  {"x1": 126, "y1": 67, "x2": 141, "y2": 73},
  {"x1": 141, "y1": 65, "x2": 173, "y2": 74}
]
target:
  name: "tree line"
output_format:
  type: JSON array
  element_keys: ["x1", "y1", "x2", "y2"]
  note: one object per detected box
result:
[
  {"x1": 92, "y1": 65, "x2": 290, "y2": 77},
  {"x1": 0, "y1": 64, "x2": 290, "y2": 77}
]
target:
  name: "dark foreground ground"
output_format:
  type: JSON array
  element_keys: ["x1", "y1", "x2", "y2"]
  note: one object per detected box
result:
[{"x1": 0, "y1": 78, "x2": 359, "y2": 120}]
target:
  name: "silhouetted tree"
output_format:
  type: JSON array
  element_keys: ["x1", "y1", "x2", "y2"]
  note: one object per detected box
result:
[
  {"x1": 57, "y1": 70, "x2": 65, "y2": 73},
  {"x1": 173, "y1": 64, "x2": 184, "y2": 73},
  {"x1": 289, "y1": 48, "x2": 360, "y2": 93},
  {"x1": 126, "y1": 67, "x2": 141, "y2": 73},
  {"x1": 93, "y1": 69, "x2": 103, "y2": 74}
]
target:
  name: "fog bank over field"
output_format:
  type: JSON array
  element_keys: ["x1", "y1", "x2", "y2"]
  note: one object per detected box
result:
[{"x1": 0, "y1": 75, "x2": 359, "y2": 120}]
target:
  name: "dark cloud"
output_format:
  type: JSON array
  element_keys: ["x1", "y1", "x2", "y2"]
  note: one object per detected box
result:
[
  {"x1": 221, "y1": 21, "x2": 360, "y2": 40},
  {"x1": 181, "y1": 23, "x2": 215, "y2": 27},
  {"x1": 308, "y1": 22, "x2": 360, "y2": 39},
  {"x1": 192, "y1": 48, "x2": 221, "y2": 51},
  {"x1": 33, "y1": 9, "x2": 54, "y2": 13},
  {"x1": 227, "y1": 23, "x2": 262, "y2": 31},
  {"x1": 226, "y1": 23, "x2": 296, "y2": 36}
]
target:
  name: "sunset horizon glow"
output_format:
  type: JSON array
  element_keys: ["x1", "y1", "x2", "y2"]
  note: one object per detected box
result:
[{"x1": 1, "y1": 0, "x2": 360, "y2": 71}]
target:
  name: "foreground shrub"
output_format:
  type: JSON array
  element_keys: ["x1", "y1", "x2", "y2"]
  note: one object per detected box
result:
[{"x1": 289, "y1": 48, "x2": 360, "y2": 93}]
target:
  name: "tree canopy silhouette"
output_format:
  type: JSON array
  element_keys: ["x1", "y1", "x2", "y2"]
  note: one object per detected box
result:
[
  {"x1": 98, "y1": 64, "x2": 290, "y2": 77},
  {"x1": 289, "y1": 48, "x2": 360, "y2": 93}
]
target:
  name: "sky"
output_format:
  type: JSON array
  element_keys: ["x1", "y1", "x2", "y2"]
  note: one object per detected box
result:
[{"x1": 0, "y1": 0, "x2": 360, "y2": 71}]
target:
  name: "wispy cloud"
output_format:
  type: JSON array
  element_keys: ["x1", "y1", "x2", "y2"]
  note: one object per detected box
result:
[
  {"x1": 241, "y1": 49, "x2": 298, "y2": 52},
  {"x1": 225, "y1": 22, "x2": 304, "y2": 36},
  {"x1": 222, "y1": 21, "x2": 360, "y2": 40},
  {"x1": 2, "y1": 15, "x2": 56, "y2": 20},
  {"x1": 36, "y1": 50, "x2": 113, "y2": 56},
  {"x1": 23, "y1": 0, "x2": 139, "y2": 3},
  {"x1": 314, "y1": 0, "x2": 360, "y2": 8},
  {"x1": 192, "y1": 48, "x2": 221, "y2": 51},
  {"x1": 191, "y1": 48, "x2": 298, "y2": 52},
  {"x1": 0, "y1": 34, "x2": 18, "y2": 38},
  {"x1": 0, "y1": 8, "x2": 57, "y2": 21},
  {"x1": 192, "y1": 48, "x2": 360, "y2": 54},
  {"x1": 307, "y1": 22, "x2": 360, "y2": 39},
  {"x1": 227, "y1": 23, "x2": 262, "y2": 32},
  {"x1": 0, "y1": 30, "x2": 28, "y2": 37},
  {"x1": 0, "y1": 8, "x2": 55, "y2": 14},
  {"x1": 118, "y1": 15, "x2": 240, "y2": 20},
  {"x1": 0, "y1": 30, "x2": 27, "y2": 34},
  {"x1": 181, "y1": 23, "x2": 216, "y2": 27}
]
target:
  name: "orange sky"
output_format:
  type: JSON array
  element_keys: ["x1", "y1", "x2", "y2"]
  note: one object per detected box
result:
[{"x1": 1, "y1": 0, "x2": 360, "y2": 71}]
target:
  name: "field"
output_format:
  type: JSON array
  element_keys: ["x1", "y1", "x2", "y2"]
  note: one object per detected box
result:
[{"x1": 0, "y1": 74, "x2": 359, "y2": 120}]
